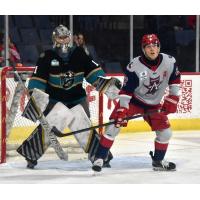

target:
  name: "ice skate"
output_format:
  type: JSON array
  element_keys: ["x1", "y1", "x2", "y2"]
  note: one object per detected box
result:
[
  {"x1": 92, "y1": 158, "x2": 103, "y2": 172},
  {"x1": 103, "y1": 152, "x2": 113, "y2": 168},
  {"x1": 150, "y1": 151, "x2": 176, "y2": 171},
  {"x1": 26, "y1": 159, "x2": 37, "y2": 169}
]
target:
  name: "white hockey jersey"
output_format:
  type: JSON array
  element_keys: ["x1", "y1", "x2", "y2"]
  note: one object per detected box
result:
[{"x1": 120, "y1": 53, "x2": 180, "y2": 106}]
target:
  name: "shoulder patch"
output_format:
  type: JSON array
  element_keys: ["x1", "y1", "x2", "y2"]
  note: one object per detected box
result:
[{"x1": 126, "y1": 61, "x2": 135, "y2": 72}]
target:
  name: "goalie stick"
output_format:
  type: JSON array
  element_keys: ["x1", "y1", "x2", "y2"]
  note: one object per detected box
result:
[
  {"x1": 52, "y1": 109, "x2": 161, "y2": 138},
  {"x1": 12, "y1": 65, "x2": 68, "y2": 161}
]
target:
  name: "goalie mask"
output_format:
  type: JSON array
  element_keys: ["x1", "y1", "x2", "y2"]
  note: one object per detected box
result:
[{"x1": 52, "y1": 24, "x2": 71, "y2": 54}]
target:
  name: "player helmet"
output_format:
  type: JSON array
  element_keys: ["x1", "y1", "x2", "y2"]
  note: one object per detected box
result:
[
  {"x1": 141, "y1": 34, "x2": 160, "y2": 49},
  {"x1": 52, "y1": 24, "x2": 71, "y2": 53}
]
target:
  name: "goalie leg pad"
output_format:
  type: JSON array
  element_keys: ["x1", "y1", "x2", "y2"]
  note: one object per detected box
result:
[
  {"x1": 87, "y1": 124, "x2": 119, "y2": 165},
  {"x1": 68, "y1": 104, "x2": 114, "y2": 164},
  {"x1": 87, "y1": 130, "x2": 114, "y2": 165},
  {"x1": 68, "y1": 104, "x2": 92, "y2": 152},
  {"x1": 32, "y1": 89, "x2": 49, "y2": 112},
  {"x1": 22, "y1": 88, "x2": 49, "y2": 122},
  {"x1": 17, "y1": 124, "x2": 45, "y2": 161},
  {"x1": 17, "y1": 102, "x2": 74, "y2": 161},
  {"x1": 46, "y1": 102, "x2": 74, "y2": 134},
  {"x1": 87, "y1": 130, "x2": 100, "y2": 161}
]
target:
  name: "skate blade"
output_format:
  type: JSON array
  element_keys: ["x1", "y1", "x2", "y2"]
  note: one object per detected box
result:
[
  {"x1": 92, "y1": 165, "x2": 102, "y2": 172},
  {"x1": 153, "y1": 167, "x2": 176, "y2": 171}
]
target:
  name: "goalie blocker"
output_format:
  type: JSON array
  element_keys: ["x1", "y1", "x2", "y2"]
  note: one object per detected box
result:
[{"x1": 17, "y1": 89, "x2": 113, "y2": 168}]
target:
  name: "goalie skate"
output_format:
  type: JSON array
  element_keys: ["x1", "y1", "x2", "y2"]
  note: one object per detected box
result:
[
  {"x1": 92, "y1": 158, "x2": 103, "y2": 172},
  {"x1": 150, "y1": 151, "x2": 176, "y2": 171},
  {"x1": 26, "y1": 159, "x2": 38, "y2": 169}
]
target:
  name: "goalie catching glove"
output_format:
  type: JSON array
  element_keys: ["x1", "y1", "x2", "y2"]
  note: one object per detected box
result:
[
  {"x1": 162, "y1": 95, "x2": 179, "y2": 114},
  {"x1": 95, "y1": 76, "x2": 122, "y2": 100}
]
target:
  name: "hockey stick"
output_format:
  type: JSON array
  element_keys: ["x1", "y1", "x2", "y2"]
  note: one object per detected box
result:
[
  {"x1": 52, "y1": 109, "x2": 161, "y2": 138},
  {"x1": 11, "y1": 65, "x2": 68, "y2": 160}
]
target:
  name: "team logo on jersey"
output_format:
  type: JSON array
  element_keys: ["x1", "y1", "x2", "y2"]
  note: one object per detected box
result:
[
  {"x1": 143, "y1": 76, "x2": 162, "y2": 95},
  {"x1": 60, "y1": 71, "x2": 75, "y2": 89},
  {"x1": 51, "y1": 59, "x2": 59, "y2": 66}
]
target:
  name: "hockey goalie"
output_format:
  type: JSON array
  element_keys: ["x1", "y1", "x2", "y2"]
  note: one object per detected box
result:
[{"x1": 16, "y1": 24, "x2": 121, "y2": 169}]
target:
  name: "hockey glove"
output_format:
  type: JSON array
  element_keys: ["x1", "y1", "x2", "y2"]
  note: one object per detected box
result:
[
  {"x1": 114, "y1": 107, "x2": 128, "y2": 128},
  {"x1": 162, "y1": 95, "x2": 179, "y2": 114}
]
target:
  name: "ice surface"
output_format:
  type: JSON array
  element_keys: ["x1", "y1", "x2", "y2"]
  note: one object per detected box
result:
[{"x1": 1, "y1": 131, "x2": 200, "y2": 184}]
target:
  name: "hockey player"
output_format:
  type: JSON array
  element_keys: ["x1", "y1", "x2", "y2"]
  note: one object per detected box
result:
[
  {"x1": 17, "y1": 25, "x2": 121, "y2": 169},
  {"x1": 92, "y1": 34, "x2": 181, "y2": 172}
]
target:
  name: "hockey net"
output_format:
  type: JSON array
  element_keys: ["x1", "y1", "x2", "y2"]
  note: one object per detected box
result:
[{"x1": 0, "y1": 66, "x2": 103, "y2": 163}]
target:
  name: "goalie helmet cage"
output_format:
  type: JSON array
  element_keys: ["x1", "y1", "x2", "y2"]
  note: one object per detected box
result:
[{"x1": 0, "y1": 66, "x2": 104, "y2": 164}]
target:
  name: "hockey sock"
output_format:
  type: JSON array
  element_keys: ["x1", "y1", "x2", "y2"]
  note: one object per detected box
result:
[
  {"x1": 95, "y1": 135, "x2": 114, "y2": 159},
  {"x1": 153, "y1": 141, "x2": 168, "y2": 161}
]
